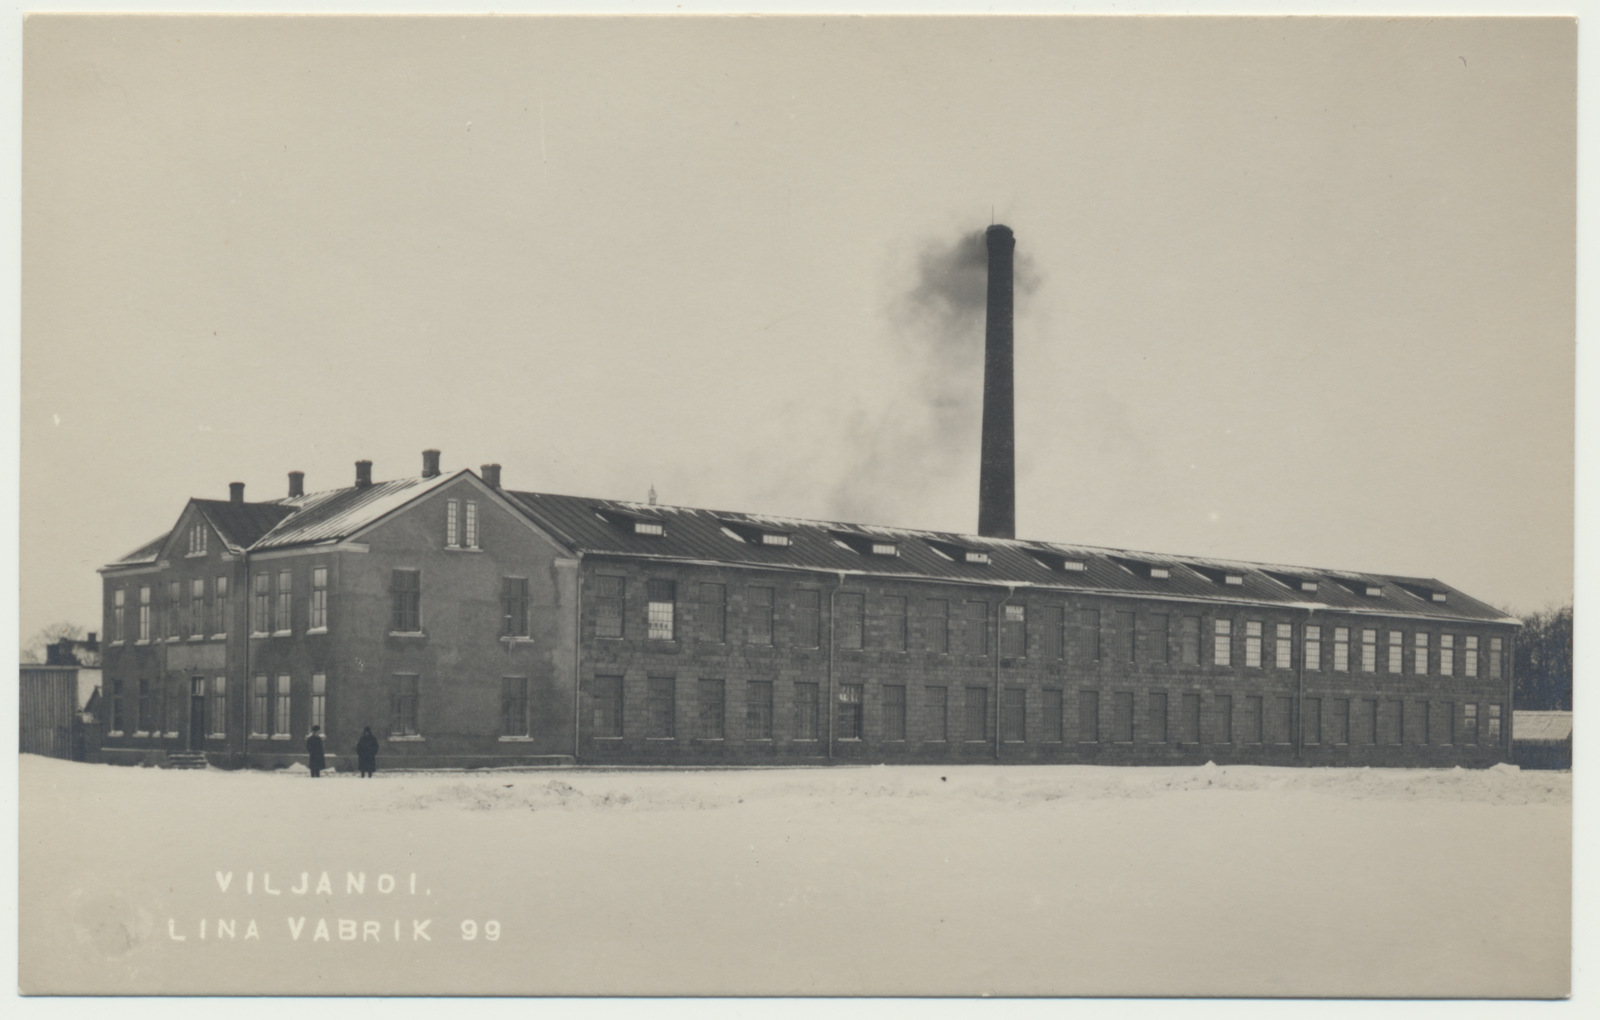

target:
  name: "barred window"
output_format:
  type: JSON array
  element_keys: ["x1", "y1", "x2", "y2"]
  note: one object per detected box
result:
[
  {"x1": 310, "y1": 567, "x2": 328, "y2": 630},
  {"x1": 794, "y1": 682, "x2": 819, "y2": 740},
  {"x1": 963, "y1": 601, "x2": 989, "y2": 656},
  {"x1": 1213, "y1": 619, "x2": 1232, "y2": 667},
  {"x1": 837, "y1": 593, "x2": 865, "y2": 650},
  {"x1": 1147, "y1": 613, "x2": 1169, "y2": 663},
  {"x1": 1078, "y1": 608, "x2": 1102, "y2": 661},
  {"x1": 1003, "y1": 688, "x2": 1027, "y2": 742},
  {"x1": 1217, "y1": 694, "x2": 1234, "y2": 743},
  {"x1": 1305, "y1": 626, "x2": 1322, "y2": 671},
  {"x1": 745, "y1": 680, "x2": 773, "y2": 739},
  {"x1": 274, "y1": 675, "x2": 292, "y2": 737},
  {"x1": 698, "y1": 679, "x2": 725, "y2": 739},
  {"x1": 646, "y1": 580, "x2": 676, "y2": 641},
  {"x1": 1245, "y1": 621, "x2": 1262, "y2": 668},
  {"x1": 926, "y1": 686, "x2": 948, "y2": 741},
  {"x1": 1388, "y1": 631, "x2": 1404, "y2": 673},
  {"x1": 214, "y1": 576, "x2": 228, "y2": 635},
  {"x1": 698, "y1": 583, "x2": 726, "y2": 643},
  {"x1": 1002, "y1": 604, "x2": 1027, "y2": 657},
  {"x1": 1042, "y1": 688, "x2": 1064, "y2": 742},
  {"x1": 594, "y1": 575, "x2": 625, "y2": 639},
  {"x1": 311, "y1": 673, "x2": 327, "y2": 733},
  {"x1": 794, "y1": 590, "x2": 821, "y2": 648},
  {"x1": 1079, "y1": 690, "x2": 1100, "y2": 743},
  {"x1": 1361, "y1": 629, "x2": 1377, "y2": 672},
  {"x1": 884, "y1": 685, "x2": 907, "y2": 741},
  {"x1": 647, "y1": 677, "x2": 676, "y2": 737},
  {"x1": 883, "y1": 595, "x2": 909, "y2": 652},
  {"x1": 924, "y1": 599, "x2": 950, "y2": 654},
  {"x1": 501, "y1": 577, "x2": 530, "y2": 638},
  {"x1": 502, "y1": 677, "x2": 529, "y2": 737},
  {"x1": 1149, "y1": 692, "x2": 1168, "y2": 742},
  {"x1": 1440, "y1": 634, "x2": 1455, "y2": 677},
  {"x1": 1463, "y1": 702, "x2": 1478, "y2": 743},
  {"x1": 1333, "y1": 627, "x2": 1349, "y2": 672},
  {"x1": 391, "y1": 569, "x2": 421, "y2": 633},
  {"x1": 275, "y1": 570, "x2": 292, "y2": 633},
  {"x1": 252, "y1": 573, "x2": 270, "y2": 634},
  {"x1": 392, "y1": 674, "x2": 419, "y2": 737},
  {"x1": 250, "y1": 675, "x2": 268, "y2": 737},
  {"x1": 1276, "y1": 622, "x2": 1293, "y2": 669},
  {"x1": 1303, "y1": 697, "x2": 1321, "y2": 745},
  {"x1": 964, "y1": 687, "x2": 988, "y2": 742},
  {"x1": 210, "y1": 676, "x2": 227, "y2": 737},
  {"x1": 1179, "y1": 616, "x2": 1199, "y2": 665},
  {"x1": 593, "y1": 676, "x2": 623, "y2": 737},
  {"x1": 837, "y1": 684, "x2": 864, "y2": 739},
  {"x1": 1414, "y1": 632, "x2": 1430, "y2": 675},
  {"x1": 1038, "y1": 605, "x2": 1065, "y2": 660},
  {"x1": 1487, "y1": 704, "x2": 1502, "y2": 740},
  {"x1": 1465, "y1": 635, "x2": 1479, "y2": 677},
  {"x1": 1111, "y1": 691, "x2": 1133, "y2": 743},
  {"x1": 1243, "y1": 695, "x2": 1263, "y2": 744},
  {"x1": 1180, "y1": 693, "x2": 1200, "y2": 743}
]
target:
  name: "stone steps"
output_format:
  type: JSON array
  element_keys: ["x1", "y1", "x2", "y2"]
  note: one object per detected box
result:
[{"x1": 165, "y1": 751, "x2": 209, "y2": 770}]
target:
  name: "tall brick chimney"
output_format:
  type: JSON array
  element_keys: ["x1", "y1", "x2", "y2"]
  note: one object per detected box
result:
[
  {"x1": 355, "y1": 460, "x2": 373, "y2": 489},
  {"x1": 288, "y1": 471, "x2": 305, "y2": 498},
  {"x1": 229, "y1": 482, "x2": 245, "y2": 505},
  {"x1": 978, "y1": 223, "x2": 1016, "y2": 539},
  {"x1": 481, "y1": 464, "x2": 502, "y2": 490},
  {"x1": 422, "y1": 449, "x2": 441, "y2": 478}
]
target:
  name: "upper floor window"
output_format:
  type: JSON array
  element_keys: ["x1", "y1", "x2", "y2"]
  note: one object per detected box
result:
[
  {"x1": 1213, "y1": 619, "x2": 1232, "y2": 667},
  {"x1": 1179, "y1": 616, "x2": 1199, "y2": 666},
  {"x1": 1275, "y1": 623, "x2": 1292, "y2": 669},
  {"x1": 1440, "y1": 634, "x2": 1455, "y2": 677},
  {"x1": 646, "y1": 579, "x2": 676, "y2": 640},
  {"x1": 1413, "y1": 632, "x2": 1430, "y2": 675},
  {"x1": 138, "y1": 585, "x2": 151, "y2": 642},
  {"x1": 1305, "y1": 626, "x2": 1322, "y2": 671},
  {"x1": 391, "y1": 569, "x2": 421, "y2": 633},
  {"x1": 310, "y1": 567, "x2": 328, "y2": 630},
  {"x1": 446, "y1": 499, "x2": 481, "y2": 549},
  {"x1": 794, "y1": 589, "x2": 820, "y2": 648},
  {"x1": 593, "y1": 576, "x2": 625, "y2": 639},
  {"x1": 1489, "y1": 637, "x2": 1503, "y2": 679},
  {"x1": 883, "y1": 595, "x2": 909, "y2": 652},
  {"x1": 1333, "y1": 627, "x2": 1350, "y2": 672},
  {"x1": 1388, "y1": 631, "x2": 1403, "y2": 673},
  {"x1": 275, "y1": 569, "x2": 293, "y2": 634},
  {"x1": 924, "y1": 599, "x2": 950, "y2": 654},
  {"x1": 698, "y1": 583, "x2": 726, "y2": 643},
  {"x1": 837, "y1": 593, "x2": 865, "y2": 650},
  {"x1": 1464, "y1": 635, "x2": 1479, "y2": 677},
  {"x1": 962, "y1": 601, "x2": 989, "y2": 656},
  {"x1": 746, "y1": 586, "x2": 774, "y2": 646},
  {"x1": 501, "y1": 577, "x2": 529, "y2": 638},
  {"x1": 252, "y1": 573, "x2": 271, "y2": 634},
  {"x1": 191, "y1": 579, "x2": 205, "y2": 638},
  {"x1": 1002, "y1": 604, "x2": 1027, "y2": 658},
  {"x1": 214, "y1": 576, "x2": 229, "y2": 636},
  {"x1": 1245, "y1": 621, "x2": 1262, "y2": 668},
  {"x1": 1361, "y1": 629, "x2": 1377, "y2": 672},
  {"x1": 464, "y1": 501, "x2": 479, "y2": 549},
  {"x1": 113, "y1": 588, "x2": 125, "y2": 642},
  {"x1": 168, "y1": 580, "x2": 181, "y2": 639},
  {"x1": 187, "y1": 523, "x2": 207, "y2": 556}
]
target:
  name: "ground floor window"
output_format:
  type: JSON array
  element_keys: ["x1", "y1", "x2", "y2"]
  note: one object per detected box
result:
[
  {"x1": 1303, "y1": 697, "x2": 1322, "y2": 745},
  {"x1": 210, "y1": 676, "x2": 227, "y2": 737},
  {"x1": 274, "y1": 675, "x2": 292, "y2": 737},
  {"x1": 1042, "y1": 689, "x2": 1063, "y2": 742},
  {"x1": 164, "y1": 677, "x2": 180, "y2": 734},
  {"x1": 794, "y1": 682, "x2": 819, "y2": 740},
  {"x1": 1179, "y1": 693, "x2": 1201, "y2": 744},
  {"x1": 1487, "y1": 704, "x2": 1502, "y2": 741},
  {"x1": 1111, "y1": 691, "x2": 1134, "y2": 743},
  {"x1": 925, "y1": 686, "x2": 948, "y2": 742},
  {"x1": 111, "y1": 679, "x2": 125, "y2": 732},
  {"x1": 1002, "y1": 688, "x2": 1026, "y2": 742},
  {"x1": 1271, "y1": 696, "x2": 1293, "y2": 745},
  {"x1": 311, "y1": 673, "x2": 327, "y2": 733},
  {"x1": 647, "y1": 677, "x2": 676, "y2": 738},
  {"x1": 1242, "y1": 695, "x2": 1262, "y2": 744},
  {"x1": 137, "y1": 679, "x2": 153, "y2": 733},
  {"x1": 1463, "y1": 703, "x2": 1478, "y2": 743},
  {"x1": 837, "y1": 684, "x2": 864, "y2": 740},
  {"x1": 1078, "y1": 690, "x2": 1099, "y2": 743},
  {"x1": 593, "y1": 676, "x2": 623, "y2": 737},
  {"x1": 745, "y1": 680, "x2": 773, "y2": 740},
  {"x1": 884, "y1": 685, "x2": 907, "y2": 741},
  {"x1": 964, "y1": 687, "x2": 987, "y2": 742},
  {"x1": 502, "y1": 677, "x2": 529, "y2": 737},
  {"x1": 1216, "y1": 694, "x2": 1233, "y2": 744},
  {"x1": 250, "y1": 675, "x2": 268, "y2": 737},
  {"x1": 392, "y1": 674, "x2": 420, "y2": 737},
  {"x1": 698, "y1": 679, "x2": 725, "y2": 740}
]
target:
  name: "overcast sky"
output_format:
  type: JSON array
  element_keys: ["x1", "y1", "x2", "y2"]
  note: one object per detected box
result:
[{"x1": 19, "y1": 14, "x2": 1574, "y2": 646}]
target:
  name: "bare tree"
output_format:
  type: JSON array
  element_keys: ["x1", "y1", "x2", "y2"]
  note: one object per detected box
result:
[
  {"x1": 21, "y1": 621, "x2": 90, "y2": 666},
  {"x1": 1514, "y1": 604, "x2": 1573, "y2": 711}
]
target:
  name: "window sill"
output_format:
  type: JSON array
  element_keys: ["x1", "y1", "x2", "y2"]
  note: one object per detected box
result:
[
  {"x1": 211, "y1": 634, "x2": 227, "y2": 641},
  {"x1": 249, "y1": 733, "x2": 269, "y2": 739},
  {"x1": 645, "y1": 736, "x2": 678, "y2": 741},
  {"x1": 500, "y1": 635, "x2": 534, "y2": 646},
  {"x1": 166, "y1": 637, "x2": 181, "y2": 644},
  {"x1": 270, "y1": 734, "x2": 292, "y2": 741},
  {"x1": 444, "y1": 546, "x2": 483, "y2": 553},
  {"x1": 272, "y1": 630, "x2": 292, "y2": 638},
  {"x1": 108, "y1": 731, "x2": 124, "y2": 737},
  {"x1": 185, "y1": 551, "x2": 207, "y2": 558},
  {"x1": 132, "y1": 731, "x2": 150, "y2": 738},
  {"x1": 188, "y1": 635, "x2": 205, "y2": 642},
  {"x1": 498, "y1": 735, "x2": 534, "y2": 743},
  {"x1": 110, "y1": 640, "x2": 124, "y2": 647},
  {"x1": 594, "y1": 736, "x2": 624, "y2": 740},
  {"x1": 208, "y1": 732, "x2": 226, "y2": 739},
  {"x1": 306, "y1": 627, "x2": 328, "y2": 636},
  {"x1": 389, "y1": 631, "x2": 427, "y2": 639},
  {"x1": 250, "y1": 632, "x2": 270, "y2": 639},
  {"x1": 389, "y1": 735, "x2": 426, "y2": 742}
]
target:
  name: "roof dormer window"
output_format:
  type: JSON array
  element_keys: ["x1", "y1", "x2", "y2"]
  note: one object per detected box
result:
[
  {"x1": 760, "y1": 533, "x2": 791, "y2": 547},
  {"x1": 870, "y1": 542, "x2": 898, "y2": 557},
  {"x1": 1225, "y1": 574, "x2": 1244, "y2": 586},
  {"x1": 720, "y1": 519, "x2": 793, "y2": 548},
  {"x1": 1431, "y1": 592, "x2": 1447, "y2": 603},
  {"x1": 828, "y1": 530, "x2": 898, "y2": 557},
  {"x1": 927, "y1": 539, "x2": 990, "y2": 565},
  {"x1": 634, "y1": 521, "x2": 664, "y2": 537},
  {"x1": 594, "y1": 506, "x2": 666, "y2": 537},
  {"x1": 1026, "y1": 549, "x2": 1086, "y2": 573},
  {"x1": 1365, "y1": 585, "x2": 1383, "y2": 597},
  {"x1": 1301, "y1": 581, "x2": 1318, "y2": 593},
  {"x1": 1149, "y1": 566, "x2": 1170, "y2": 579},
  {"x1": 964, "y1": 550, "x2": 990, "y2": 564},
  {"x1": 1114, "y1": 556, "x2": 1171, "y2": 581}
]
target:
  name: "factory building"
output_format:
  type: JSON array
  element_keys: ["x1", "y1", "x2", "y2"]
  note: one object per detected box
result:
[{"x1": 94, "y1": 225, "x2": 1519, "y2": 770}]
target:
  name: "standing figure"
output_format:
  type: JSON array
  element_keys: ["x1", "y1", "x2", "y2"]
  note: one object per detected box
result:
[
  {"x1": 305, "y1": 725, "x2": 326, "y2": 778},
  {"x1": 355, "y1": 726, "x2": 380, "y2": 778}
]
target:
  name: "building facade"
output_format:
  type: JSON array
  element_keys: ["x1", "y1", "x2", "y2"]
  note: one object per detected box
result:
[{"x1": 98, "y1": 452, "x2": 1519, "y2": 770}]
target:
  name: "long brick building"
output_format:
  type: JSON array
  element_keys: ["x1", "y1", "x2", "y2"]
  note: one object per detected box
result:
[{"x1": 96, "y1": 450, "x2": 1519, "y2": 770}]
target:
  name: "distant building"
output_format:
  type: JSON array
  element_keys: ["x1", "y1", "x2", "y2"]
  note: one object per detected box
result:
[
  {"x1": 96, "y1": 450, "x2": 1520, "y2": 770},
  {"x1": 20, "y1": 664, "x2": 81, "y2": 760},
  {"x1": 1513, "y1": 710, "x2": 1572, "y2": 770}
]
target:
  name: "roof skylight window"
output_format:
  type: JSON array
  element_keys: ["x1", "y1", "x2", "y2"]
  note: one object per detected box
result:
[
  {"x1": 870, "y1": 542, "x2": 898, "y2": 557},
  {"x1": 1149, "y1": 566, "x2": 1170, "y2": 579},
  {"x1": 760, "y1": 533, "x2": 792, "y2": 547},
  {"x1": 1225, "y1": 574, "x2": 1244, "y2": 586},
  {"x1": 634, "y1": 521, "x2": 664, "y2": 537}
]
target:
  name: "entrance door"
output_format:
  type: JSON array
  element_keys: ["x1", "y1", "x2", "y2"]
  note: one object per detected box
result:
[{"x1": 189, "y1": 677, "x2": 206, "y2": 750}]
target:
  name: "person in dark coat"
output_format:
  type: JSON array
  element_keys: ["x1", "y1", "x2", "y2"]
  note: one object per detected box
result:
[
  {"x1": 305, "y1": 725, "x2": 326, "y2": 778},
  {"x1": 355, "y1": 727, "x2": 379, "y2": 778}
]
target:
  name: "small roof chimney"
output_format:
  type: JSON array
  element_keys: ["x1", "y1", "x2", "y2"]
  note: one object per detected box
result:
[
  {"x1": 481, "y1": 464, "x2": 501, "y2": 490},
  {"x1": 422, "y1": 449, "x2": 441, "y2": 478},
  {"x1": 288, "y1": 471, "x2": 305, "y2": 498},
  {"x1": 229, "y1": 482, "x2": 245, "y2": 505},
  {"x1": 355, "y1": 460, "x2": 373, "y2": 489}
]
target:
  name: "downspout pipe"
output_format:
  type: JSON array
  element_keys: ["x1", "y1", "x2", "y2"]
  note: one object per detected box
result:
[
  {"x1": 573, "y1": 555, "x2": 584, "y2": 764},
  {"x1": 1296, "y1": 607, "x2": 1312, "y2": 760},
  {"x1": 995, "y1": 586, "x2": 1014, "y2": 761},
  {"x1": 241, "y1": 549, "x2": 250, "y2": 770},
  {"x1": 827, "y1": 573, "x2": 844, "y2": 761}
]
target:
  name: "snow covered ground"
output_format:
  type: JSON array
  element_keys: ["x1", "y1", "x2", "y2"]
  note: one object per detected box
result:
[{"x1": 18, "y1": 755, "x2": 1569, "y2": 997}]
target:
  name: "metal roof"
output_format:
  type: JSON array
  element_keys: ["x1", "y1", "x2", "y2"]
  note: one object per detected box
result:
[
  {"x1": 503, "y1": 491, "x2": 1517, "y2": 625},
  {"x1": 1514, "y1": 711, "x2": 1573, "y2": 743},
  {"x1": 251, "y1": 472, "x2": 461, "y2": 549},
  {"x1": 191, "y1": 499, "x2": 299, "y2": 551}
]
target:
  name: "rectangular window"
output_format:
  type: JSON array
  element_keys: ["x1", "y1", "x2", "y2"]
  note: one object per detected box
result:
[
  {"x1": 1414, "y1": 632, "x2": 1430, "y2": 675},
  {"x1": 139, "y1": 585, "x2": 151, "y2": 641},
  {"x1": 250, "y1": 675, "x2": 268, "y2": 737},
  {"x1": 251, "y1": 573, "x2": 271, "y2": 632},
  {"x1": 924, "y1": 600, "x2": 950, "y2": 654},
  {"x1": 209, "y1": 676, "x2": 226, "y2": 737},
  {"x1": 745, "y1": 680, "x2": 773, "y2": 739},
  {"x1": 594, "y1": 575, "x2": 625, "y2": 639},
  {"x1": 1037, "y1": 605, "x2": 1065, "y2": 660},
  {"x1": 1437, "y1": 702, "x2": 1456, "y2": 745},
  {"x1": 884, "y1": 685, "x2": 907, "y2": 741},
  {"x1": 188, "y1": 522, "x2": 207, "y2": 556},
  {"x1": 275, "y1": 570, "x2": 292, "y2": 634},
  {"x1": 837, "y1": 684, "x2": 864, "y2": 739},
  {"x1": 311, "y1": 673, "x2": 327, "y2": 733},
  {"x1": 1180, "y1": 693, "x2": 1201, "y2": 743},
  {"x1": 1489, "y1": 638, "x2": 1503, "y2": 679},
  {"x1": 1147, "y1": 613, "x2": 1170, "y2": 663},
  {"x1": 114, "y1": 588, "x2": 125, "y2": 642},
  {"x1": 191, "y1": 579, "x2": 205, "y2": 638},
  {"x1": 1078, "y1": 609, "x2": 1102, "y2": 661},
  {"x1": 1213, "y1": 619, "x2": 1232, "y2": 667},
  {"x1": 273, "y1": 675, "x2": 291, "y2": 737},
  {"x1": 1243, "y1": 695, "x2": 1263, "y2": 744},
  {"x1": 111, "y1": 679, "x2": 125, "y2": 732},
  {"x1": 446, "y1": 499, "x2": 459, "y2": 547},
  {"x1": 1042, "y1": 689, "x2": 1063, "y2": 742},
  {"x1": 794, "y1": 590, "x2": 821, "y2": 648},
  {"x1": 1111, "y1": 691, "x2": 1134, "y2": 743},
  {"x1": 214, "y1": 576, "x2": 228, "y2": 636},
  {"x1": 926, "y1": 686, "x2": 948, "y2": 742},
  {"x1": 593, "y1": 676, "x2": 623, "y2": 737},
  {"x1": 502, "y1": 677, "x2": 529, "y2": 737},
  {"x1": 1463, "y1": 703, "x2": 1478, "y2": 743},
  {"x1": 1245, "y1": 621, "x2": 1262, "y2": 668},
  {"x1": 1002, "y1": 604, "x2": 1027, "y2": 657},
  {"x1": 964, "y1": 687, "x2": 988, "y2": 741},
  {"x1": 1333, "y1": 627, "x2": 1349, "y2": 672},
  {"x1": 1465, "y1": 635, "x2": 1480, "y2": 677},
  {"x1": 1330, "y1": 698, "x2": 1349, "y2": 744},
  {"x1": 1361, "y1": 698, "x2": 1379, "y2": 745},
  {"x1": 1487, "y1": 704, "x2": 1502, "y2": 741},
  {"x1": 168, "y1": 580, "x2": 181, "y2": 639},
  {"x1": 310, "y1": 567, "x2": 328, "y2": 630},
  {"x1": 963, "y1": 601, "x2": 989, "y2": 656},
  {"x1": 136, "y1": 678, "x2": 151, "y2": 733},
  {"x1": 464, "y1": 501, "x2": 479, "y2": 550},
  {"x1": 1385, "y1": 700, "x2": 1405, "y2": 745},
  {"x1": 392, "y1": 674, "x2": 419, "y2": 737},
  {"x1": 1002, "y1": 688, "x2": 1026, "y2": 742},
  {"x1": 1303, "y1": 697, "x2": 1322, "y2": 745},
  {"x1": 1116, "y1": 611, "x2": 1137, "y2": 661},
  {"x1": 1179, "y1": 616, "x2": 1200, "y2": 666},
  {"x1": 1361, "y1": 629, "x2": 1377, "y2": 672},
  {"x1": 501, "y1": 577, "x2": 530, "y2": 638},
  {"x1": 1276, "y1": 622, "x2": 1293, "y2": 670},
  {"x1": 1388, "y1": 631, "x2": 1404, "y2": 673},
  {"x1": 391, "y1": 569, "x2": 421, "y2": 632},
  {"x1": 1149, "y1": 692, "x2": 1169, "y2": 743},
  {"x1": 647, "y1": 677, "x2": 676, "y2": 738},
  {"x1": 838, "y1": 593, "x2": 865, "y2": 650},
  {"x1": 1304, "y1": 626, "x2": 1322, "y2": 671},
  {"x1": 698, "y1": 679, "x2": 725, "y2": 739},
  {"x1": 1078, "y1": 690, "x2": 1100, "y2": 743},
  {"x1": 166, "y1": 677, "x2": 181, "y2": 733},
  {"x1": 646, "y1": 580, "x2": 676, "y2": 641},
  {"x1": 746, "y1": 586, "x2": 774, "y2": 645},
  {"x1": 884, "y1": 596, "x2": 909, "y2": 652},
  {"x1": 794, "y1": 682, "x2": 820, "y2": 740},
  {"x1": 698, "y1": 584, "x2": 726, "y2": 643},
  {"x1": 1272, "y1": 696, "x2": 1293, "y2": 745},
  {"x1": 1440, "y1": 635, "x2": 1455, "y2": 677},
  {"x1": 1216, "y1": 694, "x2": 1233, "y2": 743}
]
